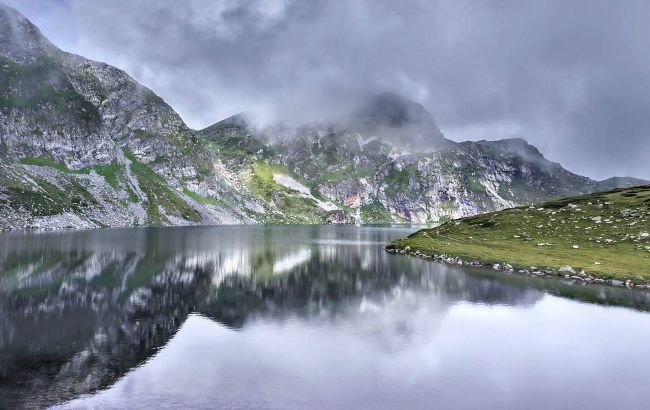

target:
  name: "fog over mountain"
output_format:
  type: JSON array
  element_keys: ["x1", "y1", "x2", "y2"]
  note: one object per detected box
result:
[{"x1": 4, "y1": 0, "x2": 650, "y2": 179}]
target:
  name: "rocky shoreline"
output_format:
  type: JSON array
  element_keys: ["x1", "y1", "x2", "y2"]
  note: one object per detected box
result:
[{"x1": 385, "y1": 245, "x2": 650, "y2": 290}]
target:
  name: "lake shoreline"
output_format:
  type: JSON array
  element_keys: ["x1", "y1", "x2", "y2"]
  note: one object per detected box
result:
[
  {"x1": 385, "y1": 245, "x2": 650, "y2": 290},
  {"x1": 385, "y1": 185, "x2": 650, "y2": 289}
]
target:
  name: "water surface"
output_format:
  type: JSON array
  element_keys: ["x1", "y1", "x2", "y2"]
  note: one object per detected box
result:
[{"x1": 1, "y1": 225, "x2": 650, "y2": 409}]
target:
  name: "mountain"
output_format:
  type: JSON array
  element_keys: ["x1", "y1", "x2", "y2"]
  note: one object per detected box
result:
[
  {"x1": 0, "y1": 4, "x2": 647, "y2": 231},
  {"x1": 596, "y1": 176, "x2": 650, "y2": 191},
  {"x1": 347, "y1": 91, "x2": 454, "y2": 151},
  {"x1": 0, "y1": 4, "x2": 264, "y2": 229}
]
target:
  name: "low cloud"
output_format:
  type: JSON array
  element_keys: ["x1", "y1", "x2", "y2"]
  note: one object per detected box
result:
[{"x1": 6, "y1": 0, "x2": 650, "y2": 179}]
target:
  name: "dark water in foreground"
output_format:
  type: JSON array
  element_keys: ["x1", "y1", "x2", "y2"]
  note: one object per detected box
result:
[{"x1": 1, "y1": 225, "x2": 650, "y2": 409}]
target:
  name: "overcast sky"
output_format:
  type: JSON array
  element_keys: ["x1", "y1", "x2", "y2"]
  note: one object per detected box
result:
[{"x1": 5, "y1": 0, "x2": 650, "y2": 179}]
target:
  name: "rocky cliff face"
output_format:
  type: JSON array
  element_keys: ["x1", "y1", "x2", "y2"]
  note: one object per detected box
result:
[
  {"x1": 0, "y1": 4, "x2": 267, "y2": 230},
  {"x1": 0, "y1": 4, "x2": 646, "y2": 231},
  {"x1": 197, "y1": 114, "x2": 645, "y2": 225}
]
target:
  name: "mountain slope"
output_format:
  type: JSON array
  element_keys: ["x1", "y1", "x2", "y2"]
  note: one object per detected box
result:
[
  {"x1": 0, "y1": 4, "x2": 647, "y2": 231},
  {"x1": 198, "y1": 119, "x2": 636, "y2": 224},
  {"x1": 596, "y1": 176, "x2": 650, "y2": 191},
  {"x1": 0, "y1": 4, "x2": 269, "y2": 229}
]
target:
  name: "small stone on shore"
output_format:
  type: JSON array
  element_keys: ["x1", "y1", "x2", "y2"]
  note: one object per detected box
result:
[{"x1": 558, "y1": 266, "x2": 576, "y2": 274}]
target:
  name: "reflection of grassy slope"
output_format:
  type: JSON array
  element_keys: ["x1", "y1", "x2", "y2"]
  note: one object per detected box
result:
[
  {"x1": 388, "y1": 186, "x2": 650, "y2": 282},
  {"x1": 125, "y1": 256, "x2": 170, "y2": 291},
  {"x1": 5, "y1": 251, "x2": 91, "y2": 296},
  {"x1": 89, "y1": 260, "x2": 124, "y2": 288},
  {"x1": 88, "y1": 254, "x2": 167, "y2": 293}
]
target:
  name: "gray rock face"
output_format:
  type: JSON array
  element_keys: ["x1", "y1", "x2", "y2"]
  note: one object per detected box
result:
[
  {"x1": 0, "y1": 5, "x2": 266, "y2": 229},
  {"x1": 0, "y1": 5, "x2": 647, "y2": 231},
  {"x1": 326, "y1": 210, "x2": 355, "y2": 224}
]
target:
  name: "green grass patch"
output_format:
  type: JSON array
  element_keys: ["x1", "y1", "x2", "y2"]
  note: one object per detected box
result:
[
  {"x1": 384, "y1": 164, "x2": 419, "y2": 197},
  {"x1": 464, "y1": 175, "x2": 485, "y2": 194},
  {"x1": 249, "y1": 161, "x2": 292, "y2": 201},
  {"x1": 388, "y1": 185, "x2": 650, "y2": 283},
  {"x1": 248, "y1": 161, "x2": 323, "y2": 223},
  {"x1": 182, "y1": 188, "x2": 232, "y2": 207},
  {"x1": 20, "y1": 156, "x2": 90, "y2": 174},
  {"x1": 123, "y1": 148, "x2": 200, "y2": 224},
  {"x1": 360, "y1": 201, "x2": 393, "y2": 223},
  {"x1": 93, "y1": 161, "x2": 121, "y2": 187},
  {"x1": 1, "y1": 157, "x2": 98, "y2": 217},
  {"x1": 0, "y1": 57, "x2": 100, "y2": 124}
]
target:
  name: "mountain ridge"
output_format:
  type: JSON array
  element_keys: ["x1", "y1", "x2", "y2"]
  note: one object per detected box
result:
[{"x1": 0, "y1": 4, "x2": 647, "y2": 231}]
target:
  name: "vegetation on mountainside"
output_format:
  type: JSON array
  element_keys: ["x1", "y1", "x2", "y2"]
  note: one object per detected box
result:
[
  {"x1": 249, "y1": 162, "x2": 325, "y2": 224},
  {"x1": 387, "y1": 185, "x2": 650, "y2": 282},
  {"x1": 0, "y1": 57, "x2": 101, "y2": 124},
  {"x1": 0, "y1": 160, "x2": 97, "y2": 217},
  {"x1": 20, "y1": 157, "x2": 125, "y2": 191},
  {"x1": 93, "y1": 161, "x2": 122, "y2": 188},
  {"x1": 360, "y1": 201, "x2": 394, "y2": 223},
  {"x1": 212, "y1": 130, "x2": 270, "y2": 159},
  {"x1": 20, "y1": 156, "x2": 89, "y2": 174},
  {"x1": 4, "y1": 5, "x2": 650, "y2": 231},
  {"x1": 278, "y1": 132, "x2": 377, "y2": 186},
  {"x1": 383, "y1": 163, "x2": 420, "y2": 198},
  {"x1": 123, "y1": 149, "x2": 200, "y2": 224}
]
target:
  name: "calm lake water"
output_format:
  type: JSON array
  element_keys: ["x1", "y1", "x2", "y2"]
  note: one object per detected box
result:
[{"x1": 2, "y1": 225, "x2": 650, "y2": 409}]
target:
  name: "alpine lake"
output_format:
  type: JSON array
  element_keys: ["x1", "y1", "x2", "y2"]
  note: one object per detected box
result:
[{"x1": 2, "y1": 225, "x2": 650, "y2": 409}]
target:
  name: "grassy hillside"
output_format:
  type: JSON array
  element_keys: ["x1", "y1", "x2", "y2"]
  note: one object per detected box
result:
[{"x1": 386, "y1": 185, "x2": 650, "y2": 285}]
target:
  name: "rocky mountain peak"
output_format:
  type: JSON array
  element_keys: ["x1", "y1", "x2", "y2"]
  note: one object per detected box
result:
[
  {"x1": 198, "y1": 112, "x2": 255, "y2": 144},
  {"x1": 0, "y1": 4, "x2": 56, "y2": 62},
  {"x1": 477, "y1": 138, "x2": 543, "y2": 157},
  {"x1": 347, "y1": 91, "x2": 452, "y2": 151},
  {"x1": 206, "y1": 112, "x2": 251, "y2": 131},
  {"x1": 353, "y1": 91, "x2": 439, "y2": 130}
]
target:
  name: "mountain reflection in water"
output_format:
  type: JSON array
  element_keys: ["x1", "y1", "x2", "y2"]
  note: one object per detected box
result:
[{"x1": 1, "y1": 225, "x2": 650, "y2": 409}]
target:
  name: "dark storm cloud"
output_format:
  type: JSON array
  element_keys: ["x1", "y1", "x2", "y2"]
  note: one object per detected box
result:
[{"x1": 5, "y1": 0, "x2": 650, "y2": 179}]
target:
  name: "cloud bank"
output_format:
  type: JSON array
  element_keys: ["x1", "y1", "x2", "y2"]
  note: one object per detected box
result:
[{"x1": 6, "y1": 0, "x2": 650, "y2": 179}]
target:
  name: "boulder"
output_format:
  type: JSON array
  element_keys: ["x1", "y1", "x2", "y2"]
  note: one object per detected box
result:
[{"x1": 558, "y1": 266, "x2": 576, "y2": 274}]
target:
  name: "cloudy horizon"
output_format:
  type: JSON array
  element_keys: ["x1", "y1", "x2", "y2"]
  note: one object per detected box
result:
[{"x1": 4, "y1": 0, "x2": 650, "y2": 180}]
